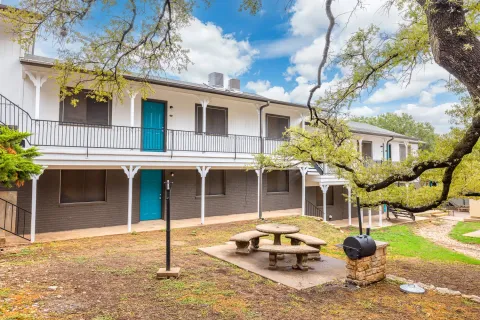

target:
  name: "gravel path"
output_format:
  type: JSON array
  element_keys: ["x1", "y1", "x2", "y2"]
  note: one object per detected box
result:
[{"x1": 415, "y1": 219, "x2": 480, "y2": 260}]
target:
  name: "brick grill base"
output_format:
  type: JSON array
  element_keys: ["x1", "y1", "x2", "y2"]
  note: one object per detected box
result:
[{"x1": 346, "y1": 241, "x2": 389, "y2": 287}]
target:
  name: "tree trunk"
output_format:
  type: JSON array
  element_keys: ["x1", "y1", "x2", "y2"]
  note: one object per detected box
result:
[{"x1": 420, "y1": 0, "x2": 480, "y2": 99}]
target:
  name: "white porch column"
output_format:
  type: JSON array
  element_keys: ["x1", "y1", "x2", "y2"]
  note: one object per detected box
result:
[
  {"x1": 320, "y1": 184, "x2": 329, "y2": 221},
  {"x1": 378, "y1": 205, "x2": 383, "y2": 227},
  {"x1": 122, "y1": 165, "x2": 141, "y2": 232},
  {"x1": 30, "y1": 167, "x2": 46, "y2": 243},
  {"x1": 299, "y1": 167, "x2": 308, "y2": 216},
  {"x1": 358, "y1": 139, "x2": 363, "y2": 154},
  {"x1": 360, "y1": 208, "x2": 364, "y2": 225},
  {"x1": 200, "y1": 99, "x2": 209, "y2": 133},
  {"x1": 255, "y1": 168, "x2": 265, "y2": 219},
  {"x1": 368, "y1": 208, "x2": 372, "y2": 228},
  {"x1": 128, "y1": 91, "x2": 138, "y2": 127},
  {"x1": 299, "y1": 113, "x2": 306, "y2": 130},
  {"x1": 347, "y1": 186, "x2": 352, "y2": 226},
  {"x1": 25, "y1": 71, "x2": 48, "y2": 119},
  {"x1": 196, "y1": 166, "x2": 210, "y2": 224}
]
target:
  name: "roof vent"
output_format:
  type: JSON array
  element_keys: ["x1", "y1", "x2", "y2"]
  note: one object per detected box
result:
[
  {"x1": 228, "y1": 78, "x2": 241, "y2": 91},
  {"x1": 208, "y1": 72, "x2": 224, "y2": 88}
]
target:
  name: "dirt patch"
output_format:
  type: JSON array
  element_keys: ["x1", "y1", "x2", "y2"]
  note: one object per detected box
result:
[
  {"x1": 1, "y1": 217, "x2": 479, "y2": 319},
  {"x1": 388, "y1": 258, "x2": 480, "y2": 296}
]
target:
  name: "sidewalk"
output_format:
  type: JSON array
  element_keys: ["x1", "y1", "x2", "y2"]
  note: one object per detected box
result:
[{"x1": 5, "y1": 208, "x2": 301, "y2": 244}]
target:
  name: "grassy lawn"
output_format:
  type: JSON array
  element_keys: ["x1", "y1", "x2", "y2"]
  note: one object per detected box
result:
[
  {"x1": 370, "y1": 224, "x2": 480, "y2": 265},
  {"x1": 449, "y1": 221, "x2": 480, "y2": 245},
  {"x1": 0, "y1": 216, "x2": 479, "y2": 319}
]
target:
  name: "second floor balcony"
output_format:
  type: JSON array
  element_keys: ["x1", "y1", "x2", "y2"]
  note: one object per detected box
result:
[{"x1": 0, "y1": 94, "x2": 286, "y2": 156}]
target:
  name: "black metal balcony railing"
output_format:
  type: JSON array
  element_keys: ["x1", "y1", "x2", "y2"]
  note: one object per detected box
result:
[{"x1": 0, "y1": 94, "x2": 286, "y2": 155}]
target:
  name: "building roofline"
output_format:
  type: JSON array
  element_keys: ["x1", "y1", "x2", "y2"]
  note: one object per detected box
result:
[
  {"x1": 19, "y1": 55, "x2": 308, "y2": 109},
  {"x1": 350, "y1": 129, "x2": 420, "y2": 142}
]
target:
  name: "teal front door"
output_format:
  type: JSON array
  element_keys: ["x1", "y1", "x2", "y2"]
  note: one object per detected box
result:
[
  {"x1": 142, "y1": 101, "x2": 165, "y2": 151},
  {"x1": 140, "y1": 170, "x2": 163, "y2": 221}
]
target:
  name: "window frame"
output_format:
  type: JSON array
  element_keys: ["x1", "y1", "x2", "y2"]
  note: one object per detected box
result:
[
  {"x1": 194, "y1": 104, "x2": 229, "y2": 136},
  {"x1": 266, "y1": 170, "x2": 290, "y2": 194},
  {"x1": 195, "y1": 170, "x2": 227, "y2": 197},
  {"x1": 59, "y1": 89, "x2": 112, "y2": 127},
  {"x1": 59, "y1": 169, "x2": 108, "y2": 205},
  {"x1": 399, "y1": 143, "x2": 407, "y2": 161},
  {"x1": 361, "y1": 140, "x2": 373, "y2": 159},
  {"x1": 265, "y1": 113, "x2": 290, "y2": 140}
]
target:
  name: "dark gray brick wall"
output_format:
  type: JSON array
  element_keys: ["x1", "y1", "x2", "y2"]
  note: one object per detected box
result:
[
  {"x1": 14, "y1": 169, "x2": 140, "y2": 233},
  {"x1": 170, "y1": 169, "x2": 302, "y2": 220},
  {"x1": 305, "y1": 185, "x2": 379, "y2": 221}
]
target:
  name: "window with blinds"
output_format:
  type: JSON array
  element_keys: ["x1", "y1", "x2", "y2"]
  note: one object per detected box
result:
[
  {"x1": 267, "y1": 170, "x2": 289, "y2": 193},
  {"x1": 60, "y1": 170, "x2": 107, "y2": 203},
  {"x1": 196, "y1": 170, "x2": 226, "y2": 196},
  {"x1": 361, "y1": 141, "x2": 373, "y2": 159},
  {"x1": 399, "y1": 144, "x2": 407, "y2": 161},
  {"x1": 195, "y1": 105, "x2": 228, "y2": 135},
  {"x1": 60, "y1": 89, "x2": 111, "y2": 126},
  {"x1": 266, "y1": 114, "x2": 290, "y2": 139}
]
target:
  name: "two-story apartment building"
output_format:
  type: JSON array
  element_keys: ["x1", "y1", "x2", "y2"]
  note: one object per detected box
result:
[{"x1": 0, "y1": 12, "x2": 419, "y2": 242}]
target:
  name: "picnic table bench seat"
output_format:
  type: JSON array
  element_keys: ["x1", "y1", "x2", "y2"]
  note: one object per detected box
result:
[
  {"x1": 257, "y1": 244, "x2": 319, "y2": 271},
  {"x1": 230, "y1": 231, "x2": 268, "y2": 255},
  {"x1": 285, "y1": 233, "x2": 327, "y2": 260}
]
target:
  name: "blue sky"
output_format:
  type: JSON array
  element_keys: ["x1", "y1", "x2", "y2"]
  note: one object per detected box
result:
[
  {"x1": 5, "y1": 0, "x2": 459, "y2": 133},
  {"x1": 188, "y1": 0, "x2": 458, "y2": 133}
]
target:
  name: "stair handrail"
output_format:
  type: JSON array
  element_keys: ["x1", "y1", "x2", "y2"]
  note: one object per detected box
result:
[
  {"x1": 0, "y1": 93, "x2": 34, "y2": 145},
  {"x1": 305, "y1": 199, "x2": 323, "y2": 219},
  {"x1": 0, "y1": 197, "x2": 31, "y2": 241}
]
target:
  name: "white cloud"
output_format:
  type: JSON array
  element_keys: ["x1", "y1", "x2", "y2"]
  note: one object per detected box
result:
[
  {"x1": 290, "y1": 0, "x2": 329, "y2": 37},
  {"x1": 367, "y1": 63, "x2": 450, "y2": 104},
  {"x1": 348, "y1": 106, "x2": 381, "y2": 118},
  {"x1": 246, "y1": 80, "x2": 271, "y2": 93},
  {"x1": 176, "y1": 18, "x2": 258, "y2": 84},
  {"x1": 394, "y1": 102, "x2": 454, "y2": 133},
  {"x1": 286, "y1": 0, "x2": 403, "y2": 81},
  {"x1": 246, "y1": 75, "x2": 340, "y2": 104},
  {"x1": 246, "y1": 80, "x2": 291, "y2": 102}
]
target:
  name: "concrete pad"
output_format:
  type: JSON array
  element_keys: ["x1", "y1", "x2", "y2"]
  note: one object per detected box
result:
[
  {"x1": 157, "y1": 267, "x2": 181, "y2": 279},
  {"x1": 199, "y1": 241, "x2": 346, "y2": 290},
  {"x1": 463, "y1": 230, "x2": 480, "y2": 238}
]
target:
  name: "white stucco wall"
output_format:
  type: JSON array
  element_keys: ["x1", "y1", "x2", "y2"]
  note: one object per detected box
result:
[{"x1": 0, "y1": 21, "x2": 28, "y2": 108}]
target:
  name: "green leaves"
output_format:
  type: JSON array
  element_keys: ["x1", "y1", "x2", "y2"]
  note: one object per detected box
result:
[
  {"x1": 0, "y1": 126, "x2": 42, "y2": 188},
  {"x1": 351, "y1": 113, "x2": 437, "y2": 150}
]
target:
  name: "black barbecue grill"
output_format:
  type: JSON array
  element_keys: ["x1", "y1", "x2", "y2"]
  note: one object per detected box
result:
[{"x1": 342, "y1": 197, "x2": 377, "y2": 260}]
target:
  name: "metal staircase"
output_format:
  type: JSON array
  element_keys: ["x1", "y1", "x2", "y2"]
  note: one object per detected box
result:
[
  {"x1": 0, "y1": 197, "x2": 31, "y2": 241},
  {"x1": 0, "y1": 95, "x2": 32, "y2": 241}
]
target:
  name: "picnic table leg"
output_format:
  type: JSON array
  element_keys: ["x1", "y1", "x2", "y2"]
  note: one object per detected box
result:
[
  {"x1": 251, "y1": 237, "x2": 260, "y2": 250},
  {"x1": 268, "y1": 253, "x2": 278, "y2": 270},
  {"x1": 273, "y1": 234, "x2": 284, "y2": 260},
  {"x1": 293, "y1": 254, "x2": 308, "y2": 271},
  {"x1": 309, "y1": 245, "x2": 321, "y2": 261}
]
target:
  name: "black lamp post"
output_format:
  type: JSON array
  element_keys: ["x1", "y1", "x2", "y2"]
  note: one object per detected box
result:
[{"x1": 156, "y1": 173, "x2": 180, "y2": 279}]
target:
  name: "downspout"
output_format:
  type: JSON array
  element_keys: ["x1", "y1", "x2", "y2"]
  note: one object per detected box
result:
[
  {"x1": 258, "y1": 101, "x2": 270, "y2": 219},
  {"x1": 259, "y1": 101, "x2": 270, "y2": 153},
  {"x1": 386, "y1": 137, "x2": 394, "y2": 160}
]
